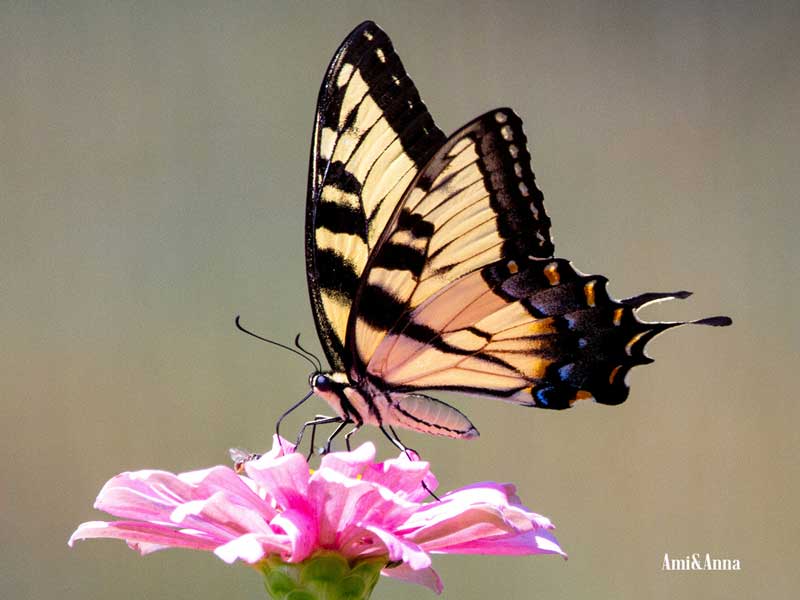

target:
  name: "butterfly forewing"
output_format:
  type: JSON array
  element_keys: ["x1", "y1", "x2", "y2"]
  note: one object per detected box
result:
[{"x1": 306, "y1": 21, "x2": 446, "y2": 371}]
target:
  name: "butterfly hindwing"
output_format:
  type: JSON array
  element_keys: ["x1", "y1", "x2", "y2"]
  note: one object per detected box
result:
[
  {"x1": 306, "y1": 21, "x2": 446, "y2": 371},
  {"x1": 368, "y1": 256, "x2": 697, "y2": 409},
  {"x1": 348, "y1": 109, "x2": 554, "y2": 377}
]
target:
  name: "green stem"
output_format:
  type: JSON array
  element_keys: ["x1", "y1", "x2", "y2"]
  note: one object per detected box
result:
[{"x1": 258, "y1": 552, "x2": 385, "y2": 600}]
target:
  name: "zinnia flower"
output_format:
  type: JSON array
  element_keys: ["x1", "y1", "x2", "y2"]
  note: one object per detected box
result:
[{"x1": 70, "y1": 437, "x2": 565, "y2": 596}]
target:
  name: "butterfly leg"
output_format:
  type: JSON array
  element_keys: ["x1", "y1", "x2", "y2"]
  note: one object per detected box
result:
[
  {"x1": 344, "y1": 425, "x2": 361, "y2": 452},
  {"x1": 380, "y1": 425, "x2": 440, "y2": 501},
  {"x1": 296, "y1": 415, "x2": 343, "y2": 459},
  {"x1": 305, "y1": 414, "x2": 336, "y2": 460},
  {"x1": 322, "y1": 418, "x2": 353, "y2": 454}
]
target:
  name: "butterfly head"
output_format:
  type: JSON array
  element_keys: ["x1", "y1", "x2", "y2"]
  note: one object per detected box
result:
[
  {"x1": 309, "y1": 370, "x2": 351, "y2": 395},
  {"x1": 309, "y1": 372, "x2": 334, "y2": 393},
  {"x1": 308, "y1": 371, "x2": 355, "y2": 421}
]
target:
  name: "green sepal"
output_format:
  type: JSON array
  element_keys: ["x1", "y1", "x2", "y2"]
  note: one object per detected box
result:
[{"x1": 258, "y1": 552, "x2": 385, "y2": 600}]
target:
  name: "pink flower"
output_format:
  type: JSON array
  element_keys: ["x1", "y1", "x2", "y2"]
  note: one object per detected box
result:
[{"x1": 70, "y1": 437, "x2": 565, "y2": 593}]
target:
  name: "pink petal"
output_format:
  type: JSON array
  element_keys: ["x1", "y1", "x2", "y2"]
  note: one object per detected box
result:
[
  {"x1": 403, "y1": 482, "x2": 534, "y2": 532},
  {"x1": 178, "y1": 466, "x2": 267, "y2": 508},
  {"x1": 69, "y1": 520, "x2": 220, "y2": 554},
  {"x1": 244, "y1": 451, "x2": 311, "y2": 512},
  {"x1": 170, "y1": 491, "x2": 274, "y2": 540},
  {"x1": 362, "y1": 524, "x2": 430, "y2": 571},
  {"x1": 269, "y1": 508, "x2": 318, "y2": 562},
  {"x1": 362, "y1": 450, "x2": 440, "y2": 502},
  {"x1": 213, "y1": 532, "x2": 295, "y2": 564},
  {"x1": 401, "y1": 482, "x2": 561, "y2": 555},
  {"x1": 360, "y1": 455, "x2": 433, "y2": 498},
  {"x1": 93, "y1": 470, "x2": 195, "y2": 521},
  {"x1": 309, "y1": 469, "x2": 418, "y2": 548},
  {"x1": 265, "y1": 435, "x2": 297, "y2": 458},
  {"x1": 429, "y1": 529, "x2": 566, "y2": 557},
  {"x1": 307, "y1": 470, "x2": 377, "y2": 548},
  {"x1": 335, "y1": 523, "x2": 388, "y2": 560},
  {"x1": 94, "y1": 467, "x2": 266, "y2": 523},
  {"x1": 381, "y1": 562, "x2": 443, "y2": 594},
  {"x1": 318, "y1": 441, "x2": 376, "y2": 478}
]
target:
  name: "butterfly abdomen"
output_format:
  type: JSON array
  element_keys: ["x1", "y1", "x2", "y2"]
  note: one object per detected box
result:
[{"x1": 312, "y1": 373, "x2": 480, "y2": 439}]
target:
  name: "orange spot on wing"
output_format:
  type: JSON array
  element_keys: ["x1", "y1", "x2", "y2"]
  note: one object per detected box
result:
[
  {"x1": 544, "y1": 262, "x2": 560, "y2": 285},
  {"x1": 584, "y1": 281, "x2": 597, "y2": 307},
  {"x1": 528, "y1": 318, "x2": 555, "y2": 335},
  {"x1": 625, "y1": 332, "x2": 647, "y2": 356}
]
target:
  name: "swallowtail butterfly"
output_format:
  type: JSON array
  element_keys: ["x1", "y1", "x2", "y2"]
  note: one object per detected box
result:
[{"x1": 265, "y1": 21, "x2": 730, "y2": 450}]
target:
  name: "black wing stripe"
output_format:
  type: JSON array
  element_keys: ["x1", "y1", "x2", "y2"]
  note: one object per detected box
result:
[
  {"x1": 314, "y1": 248, "x2": 361, "y2": 304},
  {"x1": 371, "y1": 242, "x2": 427, "y2": 276},
  {"x1": 427, "y1": 239, "x2": 505, "y2": 278},
  {"x1": 357, "y1": 284, "x2": 407, "y2": 331},
  {"x1": 396, "y1": 209, "x2": 436, "y2": 238},
  {"x1": 319, "y1": 160, "x2": 363, "y2": 194},
  {"x1": 314, "y1": 199, "x2": 368, "y2": 241},
  {"x1": 390, "y1": 383, "x2": 526, "y2": 398},
  {"x1": 400, "y1": 321, "x2": 527, "y2": 372}
]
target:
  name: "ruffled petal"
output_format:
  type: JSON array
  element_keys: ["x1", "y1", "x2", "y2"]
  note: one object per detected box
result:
[
  {"x1": 213, "y1": 532, "x2": 291, "y2": 564},
  {"x1": 435, "y1": 528, "x2": 566, "y2": 557},
  {"x1": 94, "y1": 466, "x2": 269, "y2": 523},
  {"x1": 362, "y1": 524, "x2": 430, "y2": 571},
  {"x1": 244, "y1": 451, "x2": 311, "y2": 512},
  {"x1": 360, "y1": 455, "x2": 431, "y2": 498},
  {"x1": 170, "y1": 490, "x2": 273, "y2": 540},
  {"x1": 92, "y1": 470, "x2": 196, "y2": 521},
  {"x1": 309, "y1": 468, "x2": 419, "y2": 549},
  {"x1": 380, "y1": 562, "x2": 443, "y2": 594},
  {"x1": 318, "y1": 441, "x2": 376, "y2": 478},
  {"x1": 68, "y1": 520, "x2": 219, "y2": 554},
  {"x1": 307, "y1": 469, "x2": 378, "y2": 548},
  {"x1": 270, "y1": 508, "x2": 319, "y2": 562}
]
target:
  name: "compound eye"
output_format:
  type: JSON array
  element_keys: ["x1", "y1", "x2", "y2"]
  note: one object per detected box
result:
[{"x1": 313, "y1": 374, "x2": 331, "y2": 392}]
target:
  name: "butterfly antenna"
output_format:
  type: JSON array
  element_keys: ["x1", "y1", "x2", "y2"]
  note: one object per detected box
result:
[
  {"x1": 235, "y1": 316, "x2": 319, "y2": 372},
  {"x1": 294, "y1": 333, "x2": 322, "y2": 372}
]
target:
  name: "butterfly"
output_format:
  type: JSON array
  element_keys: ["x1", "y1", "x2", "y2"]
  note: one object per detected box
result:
[{"x1": 264, "y1": 21, "x2": 730, "y2": 452}]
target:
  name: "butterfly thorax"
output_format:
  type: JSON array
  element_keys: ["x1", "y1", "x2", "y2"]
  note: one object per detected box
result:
[{"x1": 310, "y1": 370, "x2": 379, "y2": 427}]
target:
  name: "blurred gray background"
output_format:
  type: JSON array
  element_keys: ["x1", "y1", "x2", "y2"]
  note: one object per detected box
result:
[{"x1": 2, "y1": 1, "x2": 798, "y2": 599}]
